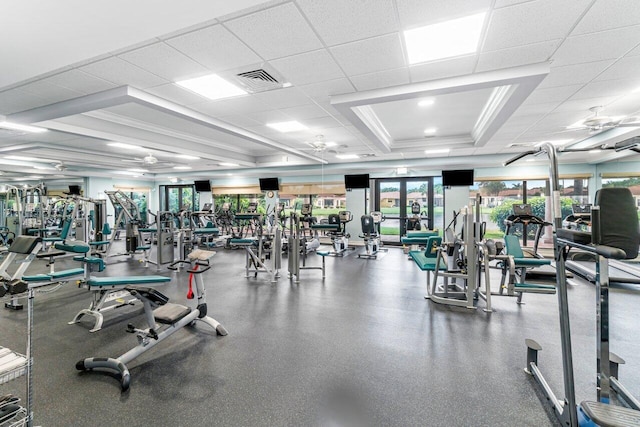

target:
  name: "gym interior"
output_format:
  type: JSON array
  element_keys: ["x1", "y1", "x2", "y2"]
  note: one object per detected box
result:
[{"x1": 2, "y1": 2, "x2": 640, "y2": 426}]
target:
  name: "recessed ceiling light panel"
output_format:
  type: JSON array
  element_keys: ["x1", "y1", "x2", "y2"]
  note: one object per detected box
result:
[
  {"x1": 336, "y1": 154, "x2": 359, "y2": 160},
  {"x1": 404, "y1": 12, "x2": 486, "y2": 64},
  {"x1": 0, "y1": 121, "x2": 48, "y2": 133},
  {"x1": 424, "y1": 127, "x2": 437, "y2": 135},
  {"x1": 176, "y1": 154, "x2": 200, "y2": 160},
  {"x1": 424, "y1": 148, "x2": 450, "y2": 155},
  {"x1": 176, "y1": 74, "x2": 248, "y2": 100},
  {"x1": 266, "y1": 121, "x2": 308, "y2": 133},
  {"x1": 219, "y1": 162, "x2": 239, "y2": 167},
  {"x1": 173, "y1": 166, "x2": 192, "y2": 170}
]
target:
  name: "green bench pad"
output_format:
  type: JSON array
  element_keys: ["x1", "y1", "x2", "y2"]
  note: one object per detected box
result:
[
  {"x1": 50, "y1": 268, "x2": 85, "y2": 280},
  {"x1": 401, "y1": 237, "x2": 431, "y2": 245},
  {"x1": 89, "y1": 241, "x2": 110, "y2": 246},
  {"x1": 136, "y1": 245, "x2": 151, "y2": 251},
  {"x1": 87, "y1": 276, "x2": 171, "y2": 287},
  {"x1": 138, "y1": 228, "x2": 157, "y2": 233},
  {"x1": 194, "y1": 228, "x2": 219, "y2": 234},
  {"x1": 317, "y1": 251, "x2": 330, "y2": 256},
  {"x1": 54, "y1": 242, "x2": 90, "y2": 253},
  {"x1": 43, "y1": 237, "x2": 64, "y2": 242},
  {"x1": 22, "y1": 274, "x2": 53, "y2": 282},
  {"x1": 406, "y1": 231, "x2": 439, "y2": 238},
  {"x1": 230, "y1": 238, "x2": 256, "y2": 245},
  {"x1": 409, "y1": 252, "x2": 445, "y2": 271},
  {"x1": 513, "y1": 258, "x2": 551, "y2": 267}
]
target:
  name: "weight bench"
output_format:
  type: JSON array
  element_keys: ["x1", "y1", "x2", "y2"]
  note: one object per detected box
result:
[{"x1": 409, "y1": 237, "x2": 445, "y2": 289}]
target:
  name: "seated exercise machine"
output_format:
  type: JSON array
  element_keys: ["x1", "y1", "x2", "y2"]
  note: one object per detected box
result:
[
  {"x1": 327, "y1": 211, "x2": 353, "y2": 256},
  {"x1": 229, "y1": 218, "x2": 282, "y2": 283},
  {"x1": 425, "y1": 196, "x2": 492, "y2": 312},
  {"x1": 400, "y1": 203, "x2": 437, "y2": 251},
  {"x1": 0, "y1": 236, "x2": 43, "y2": 309},
  {"x1": 287, "y1": 212, "x2": 328, "y2": 283},
  {"x1": 508, "y1": 143, "x2": 640, "y2": 427},
  {"x1": 357, "y1": 212, "x2": 387, "y2": 259},
  {"x1": 76, "y1": 249, "x2": 228, "y2": 391}
]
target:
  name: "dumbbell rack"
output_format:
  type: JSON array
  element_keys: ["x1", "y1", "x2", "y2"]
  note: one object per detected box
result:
[{"x1": 1, "y1": 288, "x2": 36, "y2": 427}]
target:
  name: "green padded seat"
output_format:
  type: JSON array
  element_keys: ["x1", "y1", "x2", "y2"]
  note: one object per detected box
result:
[
  {"x1": 136, "y1": 245, "x2": 151, "y2": 251},
  {"x1": 194, "y1": 227, "x2": 219, "y2": 235},
  {"x1": 230, "y1": 238, "x2": 256, "y2": 245},
  {"x1": 54, "y1": 242, "x2": 90, "y2": 253},
  {"x1": 409, "y1": 251, "x2": 445, "y2": 271},
  {"x1": 89, "y1": 241, "x2": 110, "y2": 246},
  {"x1": 50, "y1": 268, "x2": 85, "y2": 280},
  {"x1": 316, "y1": 251, "x2": 330, "y2": 256},
  {"x1": 407, "y1": 230, "x2": 439, "y2": 238},
  {"x1": 138, "y1": 228, "x2": 157, "y2": 233},
  {"x1": 86, "y1": 276, "x2": 171, "y2": 287},
  {"x1": 504, "y1": 235, "x2": 550, "y2": 266},
  {"x1": 22, "y1": 274, "x2": 53, "y2": 282}
]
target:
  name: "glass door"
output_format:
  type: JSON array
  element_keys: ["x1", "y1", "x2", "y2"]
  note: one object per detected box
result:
[{"x1": 377, "y1": 180, "x2": 401, "y2": 243}]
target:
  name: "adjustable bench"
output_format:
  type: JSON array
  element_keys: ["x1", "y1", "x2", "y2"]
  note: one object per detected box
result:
[
  {"x1": 401, "y1": 230, "x2": 440, "y2": 246},
  {"x1": 409, "y1": 236, "x2": 445, "y2": 286}
]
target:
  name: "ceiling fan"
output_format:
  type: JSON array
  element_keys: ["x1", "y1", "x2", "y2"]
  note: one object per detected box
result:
[
  {"x1": 122, "y1": 153, "x2": 173, "y2": 166},
  {"x1": 567, "y1": 106, "x2": 640, "y2": 133}
]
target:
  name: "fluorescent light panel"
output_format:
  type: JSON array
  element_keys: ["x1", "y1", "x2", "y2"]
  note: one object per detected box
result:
[
  {"x1": 404, "y1": 12, "x2": 486, "y2": 64},
  {"x1": 219, "y1": 162, "x2": 239, "y2": 167},
  {"x1": 424, "y1": 148, "x2": 450, "y2": 154},
  {"x1": 173, "y1": 166, "x2": 192, "y2": 170},
  {"x1": 424, "y1": 127, "x2": 437, "y2": 134},
  {"x1": 5, "y1": 155, "x2": 42, "y2": 161},
  {"x1": 0, "y1": 121, "x2": 48, "y2": 133},
  {"x1": 418, "y1": 99, "x2": 435, "y2": 107},
  {"x1": 336, "y1": 154, "x2": 359, "y2": 160},
  {"x1": 108, "y1": 142, "x2": 145, "y2": 151},
  {"x1": 266, "y1": 121, "x2": 308, "y2": 133},
  {"x1": 176, "y1": 154, "x2": 200, "y2": 160},
  {"x1": 176, "y1": 74, "x2": 247, "y2": 100}
]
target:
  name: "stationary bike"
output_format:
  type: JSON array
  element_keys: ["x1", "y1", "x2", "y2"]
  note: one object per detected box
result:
[
  {"x1": 76, "y1": 249, "x2": 228, "y2": 391},
  {"x1": 358, "y1": 212, "x2": 386, "y2": 259}
]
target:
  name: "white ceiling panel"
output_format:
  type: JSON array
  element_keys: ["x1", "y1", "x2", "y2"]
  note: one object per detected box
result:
[
  {"x1": 245, "y1": 109, "x2": 291, "y2": 124},
  {"x1": 165, "y1": 25, "x2": 262, "y2": 72},
  {"x1": 538, "y1": 60, "x2": 614, "y2": 88},
  {"x1": 551, "y1": 25, "x2": 640, "y2": 67},
  {"x1": 396, "y1": 0, "x2": 491, "y2": 29},
  {"x1": 302, "y1": 116, "x2": 344, "y2": 131},
  {"x1": 118, "y1": 42, "x2": 208, "y2": 82},
  {"x1": 483, "y1": 0, "x2": 591, "y2": 51},
  {"x1": 572, "y1": 0, "x2": 640, "y2": 36},
  {"x1": 46, "y1": 70, "x2": 117, "y2": 95},
  {"x1": 0, "y1": 88, "x2": 47, "y2": 115},
  {"x1": 552, "y1": 96, "x2": 621, "y2": 113},
  {"x1": 279, "y1": 104, "x2": 330, "y2": 121},
  {"x1": 511, "y1": 101, "x2": 561, "y2": 117},
  {"x1": 330, "y1": 33, "x2": 405, "y2": 76},
  {"x1": 494, "y1": 0, "x2": 535, "y2": 8},
  {"x1": 224, "y1": 3, "x2": 322, "y2": 60},
  {"x1": 599, "y1": 94, "x2": 640, "y2": 116},
  {"x1": 523, "y1": 84, "x2": 583, "y2": 104},
  {"x1": 297, "y1": 78, "x2": 355, "y2": 102},
  {"x1": 19, "y1": 79, "x2": 85, "y2": 103},
  {"x1": 144, "y1": 83, "x2": 214, "y2": 106},
  {"x1": 350, "y1": 68, "x2": 411, "y2": 91},
  {"x1": 297, "y1": 0, "x2": 398, "y2": 46},
  {"x1": 476, "y1": 39, "x2": 560, "y2": 72},
  {"x1": 216, "y1": 114, "x2": 261, "y2": 128},
  {"x1": 79, "y1": 57, "x2": 169, "y2": 89},
  {"x1": 409, "y1": 55, "x2": 476, "y2": 83},
  {"x1": 570, "y1": 78, "x2": 640, "y2": 100},
  {"x1": 594, "y1": 55, "x2": 640, "y2": 82},
  {"x1": 194, "y1": 94, "x2": 273, "y2": 118},
  {"x1": 252, "y1": 87, "x2": 312, "y2": 110},
  {"x1": 270, "y1": 49, "x2": 345, "y2": 86},
  {"x1": 628, "y1": 43, "x2": 640, "y2": 56}
]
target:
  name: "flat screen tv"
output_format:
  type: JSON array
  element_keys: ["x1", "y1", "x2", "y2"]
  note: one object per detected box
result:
[
  {"x1": 442, "y1": 169, "x2": 474, "y2": 187},
  {"x1": 194, "y1": 180, "x2": 211, "y2": 192},
  {"x1": 344, "y1": 174, "x2": 370, "y2": 189},
  {"x1": 259, "y1": 177, "x2": 280, "y2": 192},
  {"x1": 68, "y1": 185, "x2": 81, "y2": 195}
]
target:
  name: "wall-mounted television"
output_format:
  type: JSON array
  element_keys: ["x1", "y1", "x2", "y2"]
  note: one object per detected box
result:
[
  {"x1": 68, "y1": 185, "x2": 81, "y2": 195},
  {"x1": 344, "y1": 174, "x2": 370, "y2": 189},
  {"x1": 442, "y1": 169, "x2": 474, "y2": 187},
  {"x1": 259, "y1": 177, "x2": 280, "y2": 191},
  {"x1": 194, "y1": 180, "x2": 211, "y2": 192}
]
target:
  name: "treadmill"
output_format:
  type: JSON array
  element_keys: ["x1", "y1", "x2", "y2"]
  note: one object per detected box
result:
[{"x1": 564, "y1": 204, "x2": 640, "y2": 287}]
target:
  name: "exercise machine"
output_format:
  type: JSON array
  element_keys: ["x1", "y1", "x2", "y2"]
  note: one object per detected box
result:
[
  {"x1": 76, "y1": 249, "x2": 227, "y2": 391},
  {"x1": 357, "y1": 212, "x2": 387, "y2": 259},
  {"x1": 327, "y1": 211, "x2": 353, "y2": 256},
  {"x1": 287, "y1": 212, "x2": 328, "y2": 283},
  {"x1": 506, "y1": 142, "x2": 640, "y2": 427}
]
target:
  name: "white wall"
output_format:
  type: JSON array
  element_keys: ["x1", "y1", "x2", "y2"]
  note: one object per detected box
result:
[{"x1": 345, "y1": 188, "x2": 367, "y2": 242}]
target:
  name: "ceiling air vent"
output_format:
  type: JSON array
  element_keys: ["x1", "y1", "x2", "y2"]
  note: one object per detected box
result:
[{"x1": 235, "y1": 69, "x2": 283, "y2": 92}]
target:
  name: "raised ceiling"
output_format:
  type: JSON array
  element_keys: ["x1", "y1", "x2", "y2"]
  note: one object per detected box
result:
[{"x1": 1, "y1": 0, "x2": 640, "y2": 183}]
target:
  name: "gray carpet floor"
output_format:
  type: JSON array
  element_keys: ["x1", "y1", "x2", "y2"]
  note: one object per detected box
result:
[{"x1": 2, "y1": 242, "x2": 640, "y2": 426}]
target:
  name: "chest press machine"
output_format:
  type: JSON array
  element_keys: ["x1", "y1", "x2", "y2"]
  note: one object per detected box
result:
[{"x1": 76, "y1": 249, "x2": 227, "y2": 391}]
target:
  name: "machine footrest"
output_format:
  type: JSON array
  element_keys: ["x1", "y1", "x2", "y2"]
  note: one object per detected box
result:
[{"x1": 581, "y1": 400, "x2": 640, "y2": 427}]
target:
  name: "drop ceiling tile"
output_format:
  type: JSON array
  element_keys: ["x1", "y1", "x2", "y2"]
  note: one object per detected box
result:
[
  {"x1": 298, "y1": 78, "x2": 355, "y2": 102},
  {"x1": 279, "y1": 104, "x2": 330, "y2": 121},
  {"x1": 494, "y1": 0, "x2": 535, "y2": 8},
  {"x1": 599, "y1": 95, "x2": 640, "y2": 116},
  {"x1": 165, "y1": 25, "x2": 262, "y2": 72},
  {"x1": 145, "y1": 83, "x2": 215, "y2": 106},
  {"x1": 330, "y1": 33, "x2": 405, "y2": 76},
  {"x1": 396, "y1": 0, "x2": 491, "y2": 28},
  {"x1": 350, "y1": 68, "x2": 410, "y2": 91},
  {"x1": 217, "y1": 0, "x2": 288, "y2": 22},
  {"x1": 0, "y1": 88, "x2": 48, "y2": 114},
  {"x1": 524, "y1": 84, "x2": 583, "y2": 104},
  {"x1": 47, "y1": 70, "x2": 117, "y2": 94},
  {"x1": 594, "y1": 55, "x2": 640, "y2": 82},
  {"x1": 303, "y1": 116, "x2": 344, "y2": 130},
  {"x1": 118, "y1": 42, "x2": 208, "y2": 81},
  {"x1": 213, "y1": 114, "x2": 261, "y2": 128},
  {"x1": 628, "y1": 43, "x2": 640, "y2": 56},
  {"x1": 483, "y1": 0, "x2": 591, "y2": 51},
  {"x1": 572, "y1": 0, "x2": 640, "y2": 36},
  {"x1": 246, "y1": 109, "x2": 291, "y2": 124},
  {"x1": 538, "y1": 60, "x2": 614, "y2": 88},
  {"x1": 270, "y1": 50, "x2": 345, "y2": 86},
  {"x1": 570, "y1": 78, "x2": 640, "y2": 100},
  {"x1": 476, "y1": 40, "x2": 560, "y2": 72},
  {"x1": 19, "y1": 79, "x2": 84, "y2": 103},
  {"x1": 297, "y1": 0, "x2": 398, "y2": 46},
  {"x1": 251, "y1": 87, "x2": 311, "y2": 109},
  {"x1": 409, "y1": 55, "x2": 476, "y2": 83},
  {"x1": 512, "y1": 101, "x2": 562, "y2": 117},
  {"x1": 551, "y1": 25, "x2": 640, "y2": 67},
  {"x1": 224, "y1": 3, "x2": 322, "y2": 60},
  {"x1": 553, "y1": 96, "x2": 620, "y2": 113},
  {"x1": 79, "y1": 57, "x2": 168, "y2": 89},
  {"x1": 193, "y1": 94, "x2": 273, "y2": 118}
]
